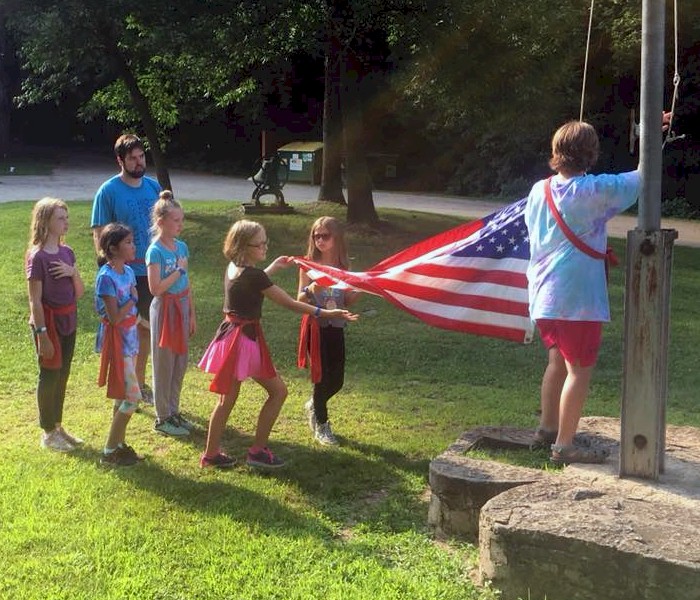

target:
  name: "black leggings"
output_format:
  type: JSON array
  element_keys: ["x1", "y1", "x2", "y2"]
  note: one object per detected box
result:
[
  {"x1": 36, "y1": 331, "x2": 76, "y2": 432},
  {"x1": 312, "y1": 326, "x2": 345, "y2": 424}
]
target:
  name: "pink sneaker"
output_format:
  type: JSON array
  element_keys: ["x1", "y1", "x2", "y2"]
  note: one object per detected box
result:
[
  {"x1": 246, "y1": 447, "x2": 285, "y2": 469},
  {"x1": 200, "y1": 452, "x2": 236, "y2": 469}
]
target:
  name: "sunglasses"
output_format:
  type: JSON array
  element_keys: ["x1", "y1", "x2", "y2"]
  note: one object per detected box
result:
[{"x1": 313, "y1": 233, "x2": 331, "y2": 241}]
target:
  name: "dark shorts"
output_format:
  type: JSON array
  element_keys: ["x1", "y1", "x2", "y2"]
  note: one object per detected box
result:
[
  {"x1": 135, "y1": 276, "x2": 153, "y2": 322},
  {"x1": 536, "y1": 319, "x2": 603, "y2": 368}
]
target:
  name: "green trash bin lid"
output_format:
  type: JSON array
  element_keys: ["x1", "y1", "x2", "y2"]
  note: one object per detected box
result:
[{"x1": 278, "y1": 141, "x2": 324, "y2": 152}]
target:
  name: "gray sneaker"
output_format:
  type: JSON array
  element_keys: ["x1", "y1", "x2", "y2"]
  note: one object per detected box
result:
[
  {"x1": 58, "y1": 426, "x2": 84, "y2": 446},
  {"x1": 173, "y1": 413, "x2": 195, "y2": 432},
  {"x1": 40, "y1": 429, "x2": 74, "y2": 452},
  {"x1": 154, "y1": 416, "x2": 189, "y2": 437},
  {"x1": 304, "y1": 398, "x2": 317, "y2": 434},
  {"x1": 314, "y1": 421, "x2": 338, "y2": 446}
]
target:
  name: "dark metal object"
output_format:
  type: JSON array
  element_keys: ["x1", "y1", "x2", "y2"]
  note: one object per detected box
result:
[{"x1": 251, "y1": 153, "x2": 289, "y2": 207}]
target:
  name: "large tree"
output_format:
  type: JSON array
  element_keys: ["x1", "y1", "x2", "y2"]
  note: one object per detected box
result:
[
  {"x1": 9, "y1": 0, "x2": 177, "y2": 187},
  {"x1": 0, "y1": 1, "x2": 18, "y2": 157}
]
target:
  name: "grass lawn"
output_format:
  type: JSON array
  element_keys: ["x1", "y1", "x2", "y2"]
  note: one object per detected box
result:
[{"x1": 1, "y1": 199, "x2": 698, "y2": 599}]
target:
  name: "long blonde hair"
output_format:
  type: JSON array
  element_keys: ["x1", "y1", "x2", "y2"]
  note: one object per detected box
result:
[
  {"x1": 223, "y1": 220, "x2": 265, "y2": 265},
  {"x1": 305, "y1": 216, "x2": 349, "y2": 269},
  {"x1": 28, "y1": 197, "x2": 68, "y2": 250}
]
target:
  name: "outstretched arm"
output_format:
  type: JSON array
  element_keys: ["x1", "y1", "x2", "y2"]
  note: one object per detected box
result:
[
  {"x1": 264, "y1": 255, "x2": 294, "y2": 277},
  {"x1": 263, "y1": 284, "x2": 358, "y2": 321}
]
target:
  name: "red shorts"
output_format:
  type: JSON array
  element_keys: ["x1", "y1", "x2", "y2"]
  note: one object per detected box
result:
[{"x1": 536, "y1": 319, "x2": 603, "y2": 367}]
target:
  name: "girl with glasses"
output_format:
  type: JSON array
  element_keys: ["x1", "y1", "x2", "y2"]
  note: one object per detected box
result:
[
  {"x1": 198, "y1": 219, "x2": 358, "y2": 469},
  {"x1": 297, "y1": 217, "x2": 360, "y2": 445}
]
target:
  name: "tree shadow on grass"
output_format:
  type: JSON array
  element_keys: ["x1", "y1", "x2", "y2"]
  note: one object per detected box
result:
[
  {"x1": 68, "y1": 442, "x2": 329, "y2": 540},
  {"x1": 67, "y1": 427, "x2": 433, "y2": 540}
]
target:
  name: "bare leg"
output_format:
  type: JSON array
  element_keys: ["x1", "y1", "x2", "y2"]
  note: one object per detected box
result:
[
  {"x1": 539, "y1": 347, "x2": 566, "y2": 432},
  {"x1": 136, "y1": 322, "x2": 150, "y2": 387},
  {"x1": 555, "y1": 360, "x2": 594, "y2": 447},
  {"x1": 251, "y1": 375, "x2": 288, "y2": 448},
  {"x1": 106, "y1": 411, "x2": 132, "y2": 449},
  {"x1": 203, "y1": 382, "x2": 240, "y2": 456}
]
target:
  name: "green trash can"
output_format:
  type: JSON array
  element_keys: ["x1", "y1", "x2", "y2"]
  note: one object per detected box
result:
[{"x1": 277, "y1": 141, "x2": 323, "y2": 184}]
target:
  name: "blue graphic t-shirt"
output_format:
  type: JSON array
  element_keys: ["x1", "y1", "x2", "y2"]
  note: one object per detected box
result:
[
  {"x1": 145, "y1": 239, "x2": 190, "y2": 294},
  {"x1": 91, "y1": 175, "x2": 161, "y2": 277}
]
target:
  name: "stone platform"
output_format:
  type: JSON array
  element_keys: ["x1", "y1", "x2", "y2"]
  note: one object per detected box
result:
[{"x1": 428, "y1": 417, "x2": 700, "y2": 600}]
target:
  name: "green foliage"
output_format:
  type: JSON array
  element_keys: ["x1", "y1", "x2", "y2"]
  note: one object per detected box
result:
[{"x1": 390, "y1": 0, "x2": 591, "y2": 194}]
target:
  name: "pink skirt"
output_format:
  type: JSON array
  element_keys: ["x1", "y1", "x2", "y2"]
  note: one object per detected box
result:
[{"x1": 198, "y1": 329, "x2": 271, "y2": 381}]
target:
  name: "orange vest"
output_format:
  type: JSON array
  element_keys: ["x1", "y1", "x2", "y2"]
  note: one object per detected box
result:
[
  {"x1": 297, "y1": 314, "x2": 322, "y2": 383},
  {"x1": 158, "y1": 288, "x2": 189, "y2": 355},
  {"x1": 97, "y1": 315, "x2": 138, "y2": 400},
  {"x1": 39, "y1": 302, "x2": 76, "y2": 370}
]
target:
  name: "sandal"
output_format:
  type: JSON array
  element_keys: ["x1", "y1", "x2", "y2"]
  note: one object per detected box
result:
[
  {"x1": 530, "y1": 428, "x2": 558, "y2": 450},
  {"x1": 550, "y1": 444, "x2": 609, "y2": 465}
]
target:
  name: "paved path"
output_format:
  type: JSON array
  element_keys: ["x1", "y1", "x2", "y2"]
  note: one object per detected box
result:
[{"x1": 2, "y1": 160, "x2": 699, "y2": 247}]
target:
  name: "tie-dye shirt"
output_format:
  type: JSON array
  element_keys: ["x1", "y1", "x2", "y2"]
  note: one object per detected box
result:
[{"x1": 525, "y1": 171, "x2": 640, "y2": 322}]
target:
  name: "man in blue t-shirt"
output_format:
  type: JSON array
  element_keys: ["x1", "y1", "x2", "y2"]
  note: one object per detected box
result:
[{"x1": 91, "y1": 134, "x2": 162, "y2": 404}]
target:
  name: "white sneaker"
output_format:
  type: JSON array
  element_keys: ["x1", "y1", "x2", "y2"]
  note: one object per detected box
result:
[
  {"x1": 315, "y1": 421, "x2": 338, "y2": 446},
  {"x1": 58, "y1": 426, "x2": 84, "y2": 446},
  {"x1": 41, "y1": 430, "x2": 75, "y2": 453},
  {"x1": 304, "y1": 398, "x2": 317, "y2": 434}
]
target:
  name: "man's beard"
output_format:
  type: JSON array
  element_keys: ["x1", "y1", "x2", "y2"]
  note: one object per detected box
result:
[{"x1": 125, "y1": 166, "x2": 146, "y2": 179}]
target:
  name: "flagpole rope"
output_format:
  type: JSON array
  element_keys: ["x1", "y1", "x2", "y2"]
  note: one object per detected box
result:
[
  {"x1": 663, "y1": 0, "x2": 681, "y2": 149},
  {"x1": 579, "y1": 0, "x2": 595, "y2": 122}
]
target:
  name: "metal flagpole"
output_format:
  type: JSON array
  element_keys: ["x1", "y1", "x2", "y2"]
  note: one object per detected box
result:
[{"x1": 619, "y1": 0, "x2": 677, "y2": 479}]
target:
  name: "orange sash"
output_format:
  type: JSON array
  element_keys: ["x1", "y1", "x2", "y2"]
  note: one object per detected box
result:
[
  {"x1": 297, "y1": 314, "x2": 322, "y2": 383},
  {"x1": 39, "y1": 302, "x2": 76, "y2": 370},
  {"x1": 158, "y1": 288, "x2": 189, "y2": 354},
  {"x1": 210, "y1": 314, "x2": 275, "y2": 394},
  {"x1": 97, "y1": 315, "x2": 138, "y2": 399}
]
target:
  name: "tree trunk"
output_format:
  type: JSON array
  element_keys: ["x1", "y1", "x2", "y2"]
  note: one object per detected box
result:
[
  {"x1": 342, "y1": 63, "x2": 378, "y2": 225},
  {"x1": 0, "y1": 10, "x2": 11, "y2": 158},
  {"x1": 318, "y1": 32, "x2": 346, "y2": 204},
  {"x1": 103, "y1": 33, "x2": 172, "y2": 191}
]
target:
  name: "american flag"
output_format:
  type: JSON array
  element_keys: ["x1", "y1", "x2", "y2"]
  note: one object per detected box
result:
[{"x1": 294, "y1": 198, "x2": 534, "y2": 343}]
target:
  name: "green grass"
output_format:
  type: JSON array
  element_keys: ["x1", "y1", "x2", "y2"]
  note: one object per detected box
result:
[{"x1": 1, "y1": 199, "x2": 698, "y2": 599}]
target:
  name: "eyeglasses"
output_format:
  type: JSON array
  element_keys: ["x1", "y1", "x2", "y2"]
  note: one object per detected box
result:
[
  {"x1": 313, "y1": 233, "x2": 331, "y2": 241},
  {"x1": 248, "y1": 240, "x2": 269, "y2": 248}
]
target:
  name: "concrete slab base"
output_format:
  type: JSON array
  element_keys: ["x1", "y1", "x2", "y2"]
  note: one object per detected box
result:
[
  {"x1": 428, "y1": 417, "x2": 700, "y2": 600},
  {"x1": 428, "y1": 426, "x2": 549, "y2": 542}
]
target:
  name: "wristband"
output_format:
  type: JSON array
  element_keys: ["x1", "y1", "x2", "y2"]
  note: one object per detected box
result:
[
  {"x1": 35, "y1": 326, "x2": 47, "y2": 334},
  {"x1": 314, "y1": 306, "x2": 322, "y2": 317},
  {"x1": 177, "y1": 267, "x2": 186, "y2": 276}
]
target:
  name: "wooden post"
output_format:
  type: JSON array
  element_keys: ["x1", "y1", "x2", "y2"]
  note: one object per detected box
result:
[{"x1": 620, "y1": 229, "x2": 676, "y2": 478}]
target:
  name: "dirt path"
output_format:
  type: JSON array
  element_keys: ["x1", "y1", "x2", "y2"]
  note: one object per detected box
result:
[{"x1": 2, "y1": 161, "x2": 699, "y2": 247}]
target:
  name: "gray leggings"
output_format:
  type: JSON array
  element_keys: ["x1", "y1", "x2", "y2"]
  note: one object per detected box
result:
[{"x1": 150, "y1": 294, "x2": 190, "y2": 421}]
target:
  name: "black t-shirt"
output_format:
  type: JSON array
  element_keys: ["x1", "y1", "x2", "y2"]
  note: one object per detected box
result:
[{"x1": 217, "y1": 266, "x2": 273, "y2": 340}]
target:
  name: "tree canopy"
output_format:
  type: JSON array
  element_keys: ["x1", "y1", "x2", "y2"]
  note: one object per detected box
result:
[{"x1": 4, "y1": 0, "x2": 700, "y2": 216}]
